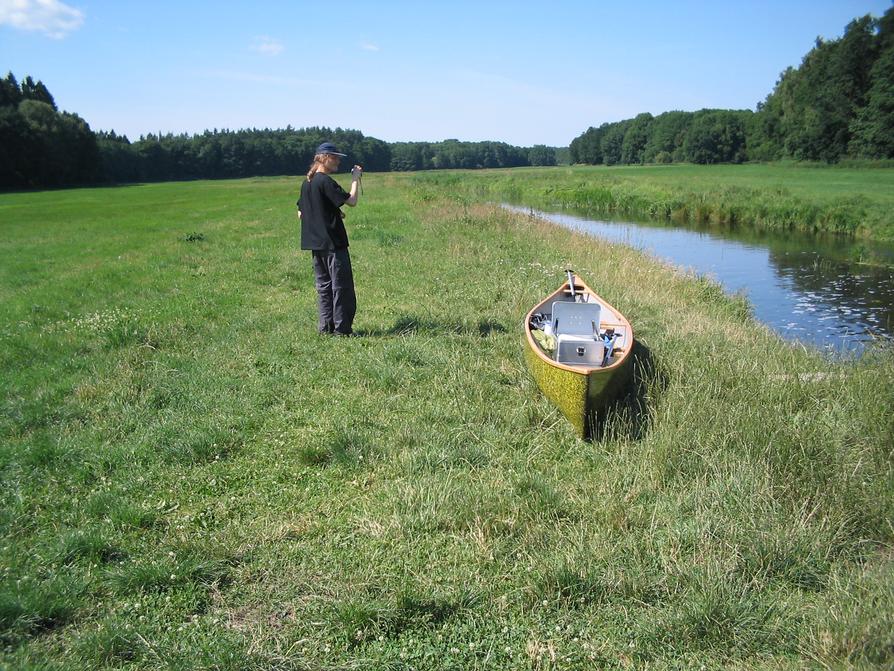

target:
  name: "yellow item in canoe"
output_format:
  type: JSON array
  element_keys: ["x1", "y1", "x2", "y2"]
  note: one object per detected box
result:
[{"x1": 531, "y1": 328, "x2": 556, "y2": 353}]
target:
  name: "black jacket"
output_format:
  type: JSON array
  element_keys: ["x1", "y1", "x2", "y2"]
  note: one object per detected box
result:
[{"x1": 298, "y1": 173, "x2": 350, "y2": 250}]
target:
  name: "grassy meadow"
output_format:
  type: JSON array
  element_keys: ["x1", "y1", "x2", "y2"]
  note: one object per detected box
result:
[
  {"x1": 428, "y1": 163, "x2": 894, "y2": 242},
  {"x1": 1, "y1": 171, "x2": 893, "y2": 669}
]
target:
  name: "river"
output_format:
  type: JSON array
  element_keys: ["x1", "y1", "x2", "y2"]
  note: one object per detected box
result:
[{"x1": 504, "y1": 204, "x2": 894, "y2": 355}]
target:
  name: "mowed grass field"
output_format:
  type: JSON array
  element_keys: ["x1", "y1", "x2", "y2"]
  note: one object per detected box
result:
[
  {"x1": 1, "y1": 172, "x2": 892, "y2": 669},
  {"x1": 436, "y1": 164, "x2": 894, "y2": 242}
]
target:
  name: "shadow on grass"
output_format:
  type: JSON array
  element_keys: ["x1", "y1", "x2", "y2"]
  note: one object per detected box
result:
[
  {"x1": 335, "y1": 587, "x2": 479, "y2": 648},
  {"x1": 354, "y1": 314, "x2": 507, "y2": 338},
  {"x1": 0, "y1": 575, "x2": 83, "y2": 646},
  {"x1": 589, "y1": 339, "x2": 667, "y2": 443},
  {"x1": 297, "y1": 428, "x2": 379, "y2": 469}
]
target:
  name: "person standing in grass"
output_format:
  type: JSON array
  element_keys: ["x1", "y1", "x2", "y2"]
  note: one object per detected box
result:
[{"x1": 297, "y1": 142, "x2": 363, "y2": 335}]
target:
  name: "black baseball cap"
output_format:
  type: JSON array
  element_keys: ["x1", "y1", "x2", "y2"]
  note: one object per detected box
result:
[{"x1": 316, "y1": 142, "x2": 347, "y2": 157}]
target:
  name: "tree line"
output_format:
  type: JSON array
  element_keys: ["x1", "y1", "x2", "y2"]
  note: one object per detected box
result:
[
  {"x1": 4, "y1": 6, "x2": 890, "y2": 188},
  {"x1": 96, "y1": 130, "x2": 560, "y2": 184},
  {"x1": 571, "y1": 6, "x2": 894, "y2": 165},
  {"x1": 0, "y1": 74, "x2": 558, "y2": 189}
]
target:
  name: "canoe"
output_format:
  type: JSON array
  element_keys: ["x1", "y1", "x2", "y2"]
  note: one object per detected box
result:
[{"x1": 523, "y1": 272, "x2": 634, "y2": 438}]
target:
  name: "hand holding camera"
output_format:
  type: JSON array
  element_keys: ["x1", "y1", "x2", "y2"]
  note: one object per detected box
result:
[{"x1": 351, "y1": 165, "x2": 363, "y2": 180}]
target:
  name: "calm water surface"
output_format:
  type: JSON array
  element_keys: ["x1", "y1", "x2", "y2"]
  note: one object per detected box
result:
[{"x1": 504, "y1": 204, "x2": 894, "y2": 355}]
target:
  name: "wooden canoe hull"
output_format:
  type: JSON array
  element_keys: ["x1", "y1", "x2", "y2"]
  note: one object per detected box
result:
[{"x1": 523, "y1": 277, "x2": 634, "y2": 439}]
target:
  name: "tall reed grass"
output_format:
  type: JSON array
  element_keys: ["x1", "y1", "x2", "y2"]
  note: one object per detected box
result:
[{"x1": 413, "y1": 163, "x2": 894, "y2": 241}]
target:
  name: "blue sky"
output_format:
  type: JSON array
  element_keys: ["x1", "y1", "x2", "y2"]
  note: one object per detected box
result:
[{"x1": 1, "y1": 0, "x2": 891, "y2": 146}]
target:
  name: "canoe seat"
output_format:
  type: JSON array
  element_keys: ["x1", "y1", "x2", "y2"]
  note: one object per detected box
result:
[{"x1": 552, "y1": 301, "x2": 601, "y2": 336}]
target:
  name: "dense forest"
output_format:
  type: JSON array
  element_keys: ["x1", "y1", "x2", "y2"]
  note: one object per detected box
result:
[
  {"x1": 0, "y1": 77, "x2": 558, "y2": 189},
  {"x1": 571, "y1": 6, "x2": 894, "y2": 165},
  {"x1": 0, "y1": 74, "x2": 99, "y2": 188}
]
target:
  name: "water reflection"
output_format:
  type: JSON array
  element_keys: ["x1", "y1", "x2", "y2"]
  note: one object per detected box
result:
[{"x1": 504, "y1": 204, "x2": 894, "y2": 355}]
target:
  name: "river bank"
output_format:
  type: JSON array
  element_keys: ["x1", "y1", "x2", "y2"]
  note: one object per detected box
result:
[
  {"x1": 413, "y1": 163, "x2": 894, "y2": 244},
  {"x1": 1, "y1": 174, "x2": 891, "y2": 669},
  {"x1": 502, "y1": 204, "x2": 894, "y2": 353}
]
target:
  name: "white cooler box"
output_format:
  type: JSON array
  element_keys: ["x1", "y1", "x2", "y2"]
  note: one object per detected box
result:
[
  {"x1": 552, "y1": 301, "x2": 604, "y2": 366},
  {"x1": 556, "y1": 335, "x2": 605, "y2": 365}
]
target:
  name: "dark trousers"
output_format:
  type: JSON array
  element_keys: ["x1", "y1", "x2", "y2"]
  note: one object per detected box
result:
[{"x1": 311, "y1": 249, "x2": 356, "y2": 334}]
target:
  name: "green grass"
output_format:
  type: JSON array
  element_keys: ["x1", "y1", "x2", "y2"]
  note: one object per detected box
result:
[
  {"x1": 1, "y1": 173, "x2": 892, "y2": 669},
  {"x1": 415, "y1": 163, "x2": 894, "y2": 241}
]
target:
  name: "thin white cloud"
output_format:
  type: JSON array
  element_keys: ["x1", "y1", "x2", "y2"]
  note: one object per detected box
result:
[
  {"x1": 359, "y1": 42, "x2": 380, "y2": 52},
  {"x1": 251, "y1": 36, "x2": 284, "y2": 56},
  {"x1": 0, "y1": 0, "x2": 84, "y2": 39}
]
